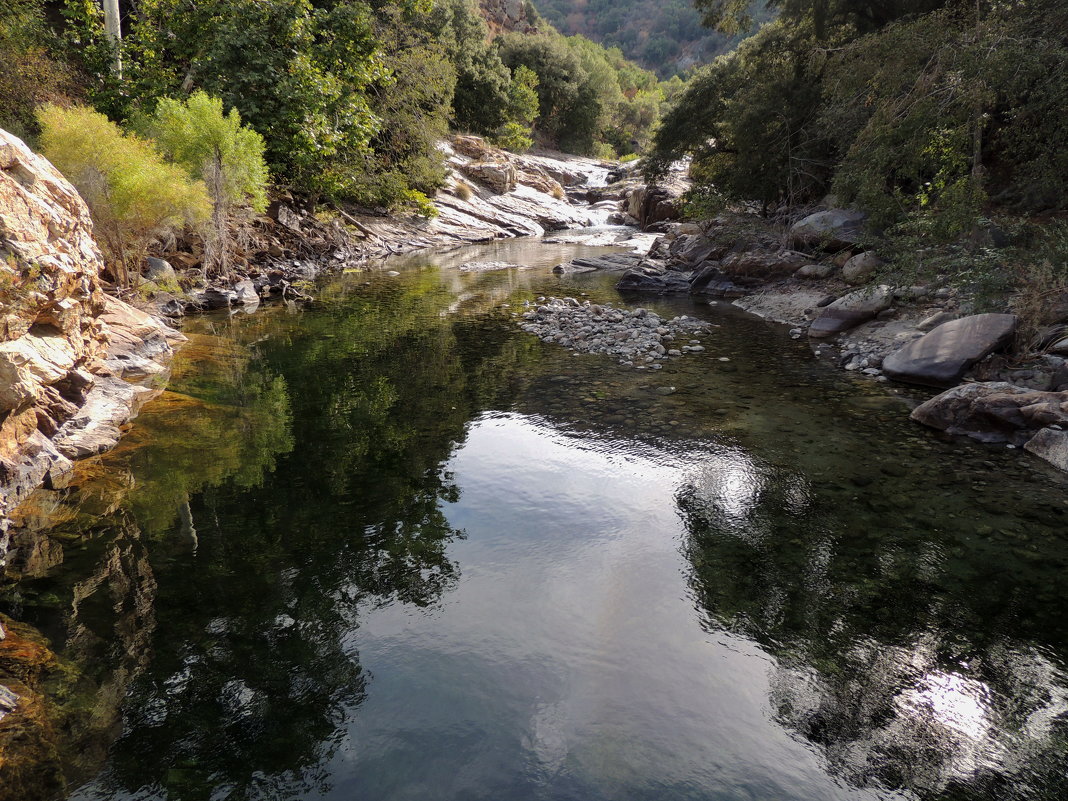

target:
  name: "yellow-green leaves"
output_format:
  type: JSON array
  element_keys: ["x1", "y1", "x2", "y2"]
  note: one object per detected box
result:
[
  {"x1": 149, "y1": 91, "x2": 269, "y2": 214},
  {"x1": 37, "y1": 103, "x2": 210, "y2": 283}
]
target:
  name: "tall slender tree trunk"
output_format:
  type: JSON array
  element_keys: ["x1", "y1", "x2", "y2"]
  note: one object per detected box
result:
[
  {"x1": 101, "y1": 0, "x2": 122, "y2": 75},
  {"x1": 210, "y1": 149, "x2": 230, "y2": 278}
]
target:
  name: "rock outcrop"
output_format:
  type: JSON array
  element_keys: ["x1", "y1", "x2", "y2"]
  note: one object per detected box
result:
[
  {"x1": 807, "y1": 286, "x2": 893, "y2": 338},
  {"x1": 0, "y1": 129, "x2": 182, "y2": 520}
]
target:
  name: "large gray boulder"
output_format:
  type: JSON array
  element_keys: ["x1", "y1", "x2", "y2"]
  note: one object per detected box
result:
[
  {"x1": 790, "y1": 209, "x2": 867, "y2": 249},
  {"x1": 841, "y1": 251, "x2": 883, "y2": 285},
  {"x1": 807, "y1": 286, "x2": 893, "y2": 338},
  {"x1": 1023, "y1": 427, "x2": 1068, "y2": 472},
  {"x1": 882, "y1": 313, "x2": 1017, "y2": 387},
  {"x1": 911, "y1": 382, "x2": 1068, "y2": 472}
]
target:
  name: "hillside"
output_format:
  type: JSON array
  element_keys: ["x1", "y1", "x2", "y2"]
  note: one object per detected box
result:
[{"x1": 528, "y1": 0, "x2": 767, "y2": 77}]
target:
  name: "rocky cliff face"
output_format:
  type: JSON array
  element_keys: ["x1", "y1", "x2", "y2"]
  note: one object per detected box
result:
[
  {"x1": 478, "y1": 0, "x2": 539, "y2": 35},
  {"x1": 0, "y1": 129, "x2": 182, "y2": 523}
]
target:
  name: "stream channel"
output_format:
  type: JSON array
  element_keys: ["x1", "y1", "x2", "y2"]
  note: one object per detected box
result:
[{"x1": 7, "y1": 235, "x2": 1068, "y2": 801}]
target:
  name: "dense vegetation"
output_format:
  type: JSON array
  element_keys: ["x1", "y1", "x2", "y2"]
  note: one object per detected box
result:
[
  {"x1": 649, "y1": 1, "x2": 1068, "y2": 281},
  {"x1": 1, "y1": 0, "x2": 667, "y2": 224}
]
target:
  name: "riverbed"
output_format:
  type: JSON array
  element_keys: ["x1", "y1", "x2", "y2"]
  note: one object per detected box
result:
[{"x1": 5, "y1": 237, "x2": 1068, "y2": 801}]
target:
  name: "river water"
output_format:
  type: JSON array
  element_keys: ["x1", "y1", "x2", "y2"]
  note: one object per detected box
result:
[{"x1": 5, "y1": 238, "x2": 1068, "y2": 801}]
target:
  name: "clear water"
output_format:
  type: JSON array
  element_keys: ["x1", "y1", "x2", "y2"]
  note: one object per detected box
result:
[{"x1": 5, "y1": 238, "x2": 1068, "y2": 801}]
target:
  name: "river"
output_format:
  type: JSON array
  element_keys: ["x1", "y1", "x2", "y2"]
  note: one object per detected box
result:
[{"x1": 4, "y1": 237, "x2": 1068, "y2": 801}]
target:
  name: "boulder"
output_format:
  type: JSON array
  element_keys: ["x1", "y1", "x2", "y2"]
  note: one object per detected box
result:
[
  {"x1": 690, "y1": 270, "x2": 747, "y2": 298},
  {"x1": 668, "y1": 234, "x2": 721, "y2": 267},
  {"x1": 555, "y1": 253, "x2": 642, "y2": 274},
  {"x1": 459, "y1": 160, "x2": 517, "y2": 194},
  {"x1": 616, "y1": 264, "x2": 692, "y2": 293},
  {"x1": 882, "y1": 313, "x2": 1017, "y2": 387},
  {"x1": 720, "y1": 249, "x2": 813, "y2": 280},
  {"x1": 1023, "y1": 427, "x2": 1068, "y2": 472},
  {"x1": 192, "y1": 287, "x2": 238, "y2": 310},
  {"x1": 916, "y1": 311, "x2": 956, "y2": 332},
  {"x1": 911, "y1": 381, "x2": 1068, "y2": 455},
  {"x1": 144, "y1": 256, "x2": 176, "y2": 283},
  {"x1": 790, "y1": 209, "x2": 867, "y2": 249},
  {"x1": 233, "y1": 278, "x2": 259, "y2": 306},
  {"x1": 796, "y1": 263, "x2": 835, "y2": 279},
  {"x1": 808, "y1": 286, "x2": 893, "y2": 338},
  {"x1": 841, "y1": 251, "x2": 883, "y2": 284},
  {"x1": 627, "y1": 185, "x2": 682, "y2": 229}
]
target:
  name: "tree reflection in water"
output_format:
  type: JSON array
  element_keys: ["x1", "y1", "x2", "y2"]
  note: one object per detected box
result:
[{"x1": 677, "y1": 448, "x2": 1068, "y2": 800}]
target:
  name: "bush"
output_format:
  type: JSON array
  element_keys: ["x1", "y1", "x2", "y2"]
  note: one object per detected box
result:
[
  {"x1": 145, "y1": 91, "x2": 268, "y2": 275},
  {"x1": 492, "y1": 121, "x2": 534, "y2": 153},
  {"x1": 37, "y1": 104, "x2": 210, "y2": 285}
]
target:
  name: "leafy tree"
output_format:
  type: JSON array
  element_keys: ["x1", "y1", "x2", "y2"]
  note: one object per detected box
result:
[
  {"x1": 647, "y1": 19, "x2": 836, "y2": 209},
  {"x1": 76, "y1": 0, "x2": 387, "y2": 199},
  {"x1": 0, "y1": 0, "x2": 78, "y2": 138},
  {"x1": 147, "y1": 91, "x2": 269, "y2": 275},
  {"x1": 492, "y1": 65, "x2": 540, "y2": 151},
  {"x1": 693, "y1": 0, "x2": 950, "y2": 38},
  {"x1": 357, "y1": 5, "x2": 455, "y2": 213},
  {"x1": 420, "y1": 0, "x2": 513, "y2": 135},
  {"x1": 37, "y1": 104, "x2": 210, "y2": 286}
]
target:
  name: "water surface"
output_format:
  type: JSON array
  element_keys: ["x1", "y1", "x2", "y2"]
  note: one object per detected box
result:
[{"x1": 4, "y1": 237, "x2": 1068, "y2": 801}]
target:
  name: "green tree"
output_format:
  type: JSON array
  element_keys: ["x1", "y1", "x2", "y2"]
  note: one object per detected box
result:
[
  {"x1": 81, "y1": 0, "x2": 387, "y2": 198},
  {"x1": 147, "y1": 91, "x2": 269, "y2": 275},
  {"x1": 0, "y1": 0, "x2": 77, "y2": 138},
  {"x1": 493, "y1": 65, "x2": 540, "y2": 151},
  {"x1": 36, "y1": 104, "x2": 210, "y2": 286}
]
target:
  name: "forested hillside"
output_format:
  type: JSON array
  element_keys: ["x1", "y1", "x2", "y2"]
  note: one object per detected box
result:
[{"x1": 529, "y1": 0, "x2": 770, "y2": 76}]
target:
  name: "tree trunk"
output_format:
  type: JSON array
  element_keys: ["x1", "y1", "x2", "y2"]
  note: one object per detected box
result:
[{"x1": 101, "y1": 0, "x2": 122, "y2": 75}]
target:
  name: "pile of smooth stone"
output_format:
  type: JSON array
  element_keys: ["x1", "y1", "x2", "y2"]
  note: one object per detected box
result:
[{"x1": 519, "y1": 296, "x2": 711, "y2": 369}]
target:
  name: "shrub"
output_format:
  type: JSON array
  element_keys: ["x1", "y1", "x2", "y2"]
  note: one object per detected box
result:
[
  {"x1": 492, "y1": 121, "x2": 534, "y2": 153},
  {"x1": 145, "y1": 91, "x2": 268, "y2": 275},
  {"x1": 36, "y1": 104, "x2": 210, "y2": 285},
  {"x1": 454, "y1": 181, "x2": 474, "y2": 201}
]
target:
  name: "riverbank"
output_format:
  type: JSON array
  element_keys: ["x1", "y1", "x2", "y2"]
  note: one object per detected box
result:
[{"x1": 546, "y1": 208, "x2": 1068, "y2": 473}]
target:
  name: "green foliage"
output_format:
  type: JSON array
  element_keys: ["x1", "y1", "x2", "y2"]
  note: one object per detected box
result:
[
  {"x1": 506, "y1": 65, "x2": 540, "y2": 128},
  {"x1": 145, "y1": 91, "x2": 269, "y2": 274},
  {"x1": 422, "y1": 0, "x2": 512, "y2": 134},
  {"x1": 147, "y1": 92, "x2": 269, "y2": 213},
  {"x1": 491, "y1": 65, "x2": 539, "y2": 151},
  {"x1": 36, "y1": 104, "x2": 210, "y2": 284},
  {"x1": 651, "y1": 0, "x2": 1068, "y2": 228},
  {"x1": 647, "y1": 19, "x2": 836, "y2": 208},
  {"x1": 81, "y1": 0, "x2": 385, "y2": 199},
  {"x1": 493, "y1": 122, "x2": 535, "y2": 153},
  {"x1": 355, "y1": 6, "x2": 454, "y2": 210},
  {"x1": 0, "y1": 0, "x2": 78, "y2": 138},
  {"x1": 497, "y1": 30, "x2": 665, "y2": 156}
]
